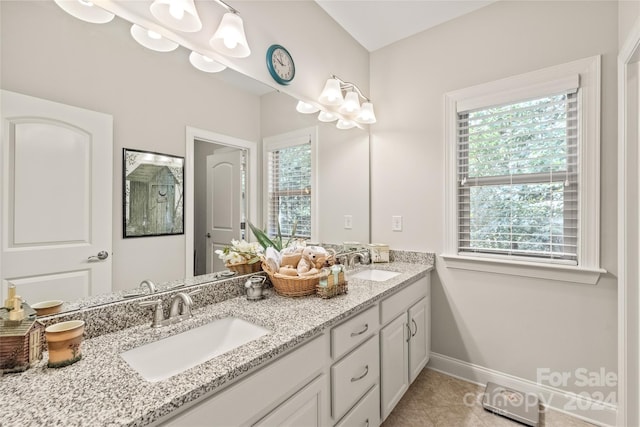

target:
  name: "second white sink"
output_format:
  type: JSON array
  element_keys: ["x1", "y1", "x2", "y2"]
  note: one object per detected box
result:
[
  {"x1": 351, "y1": 269, "x2": 401, "y2": 282},
  {"x1": 121, "y1": 317, "x2": 270, "y2": 382}
]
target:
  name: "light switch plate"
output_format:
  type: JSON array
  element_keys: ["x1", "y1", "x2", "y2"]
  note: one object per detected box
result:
[
  {"x1": 344, "y1": 215, "x2": 353, "y2": 229},
  {"x1": 392, "y1": 215, "x2": 402, "y2": 231}
]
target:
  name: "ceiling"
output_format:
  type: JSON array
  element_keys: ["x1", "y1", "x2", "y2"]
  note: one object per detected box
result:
[{"x1": 315, "y1": 0, "x2": 497, "y2": 52}]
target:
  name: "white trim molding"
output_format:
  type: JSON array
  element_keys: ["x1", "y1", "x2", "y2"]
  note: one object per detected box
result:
[
  {"x1": 617, "y1": 15, "x2": 640, "y2": 427},
  {"x1": 184, "y1": 126, "x2": 258, "y2": 279},
  {"x1": 428, "y1": 353, "x2": 617, "y2": 427},
  {"x1": 443, "y1": 56, "x2": 603, "y2": 282}
]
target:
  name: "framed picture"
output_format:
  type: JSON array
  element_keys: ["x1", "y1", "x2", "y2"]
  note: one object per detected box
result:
[{"x1": 123, "y1": 148, "x2": 184, "y2": 238}]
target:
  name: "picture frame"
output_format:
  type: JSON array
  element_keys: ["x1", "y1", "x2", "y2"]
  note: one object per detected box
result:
[{"x1": 123, "y1": 148, "x2": 184, "y2": 238}]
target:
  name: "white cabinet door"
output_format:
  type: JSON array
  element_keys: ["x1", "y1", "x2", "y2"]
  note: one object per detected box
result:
[
  {"x1": 408, "y1": 297, "x2": 429, "y2": 384},
  {"x1": 380, "y1": 313, "x2": 409, "y2": 421},
  {"x1": 254, "y1": 374, "x2": 326, "y2": 427}
]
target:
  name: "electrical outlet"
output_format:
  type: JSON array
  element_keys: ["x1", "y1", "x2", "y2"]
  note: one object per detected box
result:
[
  {"x1": 392, "y1": 215, "x2": 403, "y2": 231},
  {"x1": 344, "y1": 215, "x2": 353, "y2": 229}
]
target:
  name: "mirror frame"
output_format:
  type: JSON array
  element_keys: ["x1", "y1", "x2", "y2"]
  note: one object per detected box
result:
[{"x1": 185, "y1": 126, "x2": 259, "y2": 279}]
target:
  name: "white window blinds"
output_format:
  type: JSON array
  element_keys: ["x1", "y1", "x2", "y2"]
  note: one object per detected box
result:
[
  {"x1": 457, "y1": 90, "x2": 579, "y2": 262},
  {"x1": 266, "y1": 141, "x2": 312, "y2": 239}
]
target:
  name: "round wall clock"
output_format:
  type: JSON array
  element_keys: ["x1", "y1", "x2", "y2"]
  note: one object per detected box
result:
[{"x1": 266, "y1": 44, "x2": 295, "y2": 85}]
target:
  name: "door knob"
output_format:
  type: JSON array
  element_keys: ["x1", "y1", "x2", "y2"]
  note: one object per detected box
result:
[
  {"x1": 206, "y1": 233, "x2": 211, "y2": 238},
  {"x1": 88, "y1": 250, "x2": 109, "y2": 261}
]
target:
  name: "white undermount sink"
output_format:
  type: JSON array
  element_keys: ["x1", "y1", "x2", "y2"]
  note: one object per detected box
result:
[
  {"x1": 121, "y1": 317, "x2": 270, "y2": 382},
  {"x1": 351, "y1": 269, "x2": 401, "y2": 282}
]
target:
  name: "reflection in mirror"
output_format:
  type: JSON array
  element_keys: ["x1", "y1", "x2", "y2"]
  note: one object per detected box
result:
[
  {"x1": 1, "y1": 0, "x2": 370, "y2": 317},
  {"x1": 123, "y1": 149, "x2": 185, "y2": 238},
  {"x1": 193, "y1": 141, "x2": 248, "y2": 275}
]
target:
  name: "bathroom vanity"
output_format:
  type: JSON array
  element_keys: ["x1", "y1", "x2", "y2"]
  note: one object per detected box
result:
[{"x1": 0, "y1": 257, "x2": 433, "y2": 426}]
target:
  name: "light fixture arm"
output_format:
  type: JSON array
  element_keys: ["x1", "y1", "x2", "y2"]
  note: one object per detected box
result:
[
  {"x1": 212, "y1": 0, "x2": 239, "y2": 15},
  {"x1": 330, "y1": 74, "x2": 371, "y2": 103}
]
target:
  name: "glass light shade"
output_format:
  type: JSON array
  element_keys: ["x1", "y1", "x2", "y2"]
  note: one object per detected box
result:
[
  {"x1": 296, "y1": 101, "x2": 320, "y2": 114},
  {"x1": 130, "y1": 24, "x2": 179, "y2": 52},
  {"x1": 54, "y1": 0, "x2": 115, "y2": 24},
  {"x1": 318, "y1": 78, "x2": 344, "y2": 106},
  {"x1": 318, "y1": 111, "x2": 338, "y2": 122},
  {"x1": 210, "y1": 12, "x2": 251, "y2": 58},
  {"x1": 150, "y1": 0, "x2": 202, "y2": 32},
  {"x1": 189, "y1": 52, "x2": 227, "y2": 73},
  {"x1": 336, "y1": 119, "x2": 356, "y2": 130},
  {"x1": 338, "y1": 91, "x2": 361, "y2": 115},
  {"x1": 356, "y1": 102, "x2": 377, "y2": 124}
]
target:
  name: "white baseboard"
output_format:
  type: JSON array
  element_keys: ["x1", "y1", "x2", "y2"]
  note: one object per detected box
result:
[{"x1": 427, "y1": 352, "x2": 617, "y2": 427}]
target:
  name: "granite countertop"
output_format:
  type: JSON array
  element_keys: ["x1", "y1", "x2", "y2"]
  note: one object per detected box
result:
[{"x1": 0, "y1": 262, "x2": 432, "y2": 427}]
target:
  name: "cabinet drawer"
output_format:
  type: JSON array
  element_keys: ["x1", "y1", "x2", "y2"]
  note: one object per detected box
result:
[
  {"x1": 335, "y1": 384, "x2": 380, "y2": 427},
  {"x1": 331, "y1": 336, "x2": 379, "y2": 421},
  {"x1": 380, "y1": 276, "x2": 429, "y2": 325},
  {"x1": 331, "y1": 305, "x2": 378, "y2": 360}
]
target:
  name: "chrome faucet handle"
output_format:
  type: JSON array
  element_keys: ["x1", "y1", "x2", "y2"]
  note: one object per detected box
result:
[{"x1": 139, "y1": 299, "x2": 164, "y2": 328}]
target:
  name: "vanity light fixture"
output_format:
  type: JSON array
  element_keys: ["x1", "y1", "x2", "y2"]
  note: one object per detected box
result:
[
  {"x1": 189, "y1": 51, "x2": 227, "y2": 73},
  {"x1": 209, "y1": 9, "x2": 251, "y2": 58},
  {"x1": 130, "y1": 24, "x2": 179, "y2": 52},
  {"x1": 53, "y1": 0, "x2": 115, "y2": 24},
  {"x1": 296, "y1": 101, "x2": 320, "y2": 114},
  {"x1": 314, "y1": 75, "x2": 377, "y2": 129},
  {"x1": 317, "y1": 111, "x2": 338, "y2": 122},
  {"x1": 336, "y1": 119, "x2": 357, "y2": 130},
  {"x1": 150, "y1": 0, "x2": 202, "y2": 33}
]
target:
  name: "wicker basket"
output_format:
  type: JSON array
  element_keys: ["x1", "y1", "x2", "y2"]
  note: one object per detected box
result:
[
  {"x1": 262, "y1": 262, "x2": 320, "y2": 297},
  {"x1": 316, "y1": 281, "x2": 348, "y2": 299},
  {"x1": 226, "y1": 261, "x2": 262, "y2": 275}
]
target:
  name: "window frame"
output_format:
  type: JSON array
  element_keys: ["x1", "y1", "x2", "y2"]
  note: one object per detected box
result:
[
  {"x1": 263, "y1": 126, "x2": 318, "y2": 242},
  {"x1": 442, "y1": 56, "x2": 605, "y2": 284}
]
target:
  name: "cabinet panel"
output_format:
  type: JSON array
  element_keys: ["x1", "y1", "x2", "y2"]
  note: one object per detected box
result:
[
  {"x1": 159, "y1": 334, "x2": 327, "y2": 426},
  {"x1": 331, "y1": 305, "x2": 378, "y2": 360},
  {"x1": 408, "y1": 297, "x2": 429, "y2": 384},
  {"x1": 335, "y1": 384, "x2": 380, "y2": 427},
  {"x1": 331, "y1": 336, "x2": 379, "y2": 421},
  {"x1": 380, "y1": 277, "x2": 428, "y2": 325},
  {"x1": 380, "y1": 313, "x2": 409, "y2": 421},
  {"x1": 254, "y1": 374, "x2": 326, "y2": 427}
]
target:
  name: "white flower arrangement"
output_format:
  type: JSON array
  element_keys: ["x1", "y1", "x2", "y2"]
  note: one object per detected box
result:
[{"x1": 215, "y1": 239, "x2": 263, "y2": 265}]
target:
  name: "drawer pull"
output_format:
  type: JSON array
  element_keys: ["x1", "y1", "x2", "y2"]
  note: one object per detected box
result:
[
  {"x1": 350, "y1": 365, "x2": 369, "y2": 382},
  {"x1": 411, "y1": 318, "x2": 418, "y2": 337},
  {"x1": 364, "y1": 419, "x2": 369, "y2": 427},
  {"x1": 350, "y1": 324, "x2": 369, "y2": 337}
]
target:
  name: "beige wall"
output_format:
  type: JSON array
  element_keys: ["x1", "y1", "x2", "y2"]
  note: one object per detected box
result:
[
  {"x1": 370, "y1": 0, "x2": 618, "y2": 397},
  {"x1": 619, "y1": 0, "x2": 640, "y2": 48}
]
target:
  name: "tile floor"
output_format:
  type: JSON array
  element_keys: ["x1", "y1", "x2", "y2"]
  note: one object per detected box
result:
[{"x1": 381, "y1": 368, "x2": 597, "y2": 427}]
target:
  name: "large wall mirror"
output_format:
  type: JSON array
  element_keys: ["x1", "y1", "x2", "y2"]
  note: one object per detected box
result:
[{"x1": 0, "y1": 0, "x2": 369, "y2": 316}]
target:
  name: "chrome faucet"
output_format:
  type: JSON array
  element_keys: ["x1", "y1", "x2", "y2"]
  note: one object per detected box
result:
[
  {"x1": 139, "y1": 289, "x2": 201, "y2": 328},
  {"x1": 348, "y1": 251, "x2": 370, "y2": 269},
  {"x1": 170, "y1": 292, "x2": 195, "y2": 318},
  {"x1": 140, "y1": 280, "x2": 157, "y2": 294}
]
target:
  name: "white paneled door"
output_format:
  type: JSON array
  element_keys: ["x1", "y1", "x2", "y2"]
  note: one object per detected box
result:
[
  {"x1": 1, "y1": 90, "x2": 113, "y2": 304},
  {"x1": 205, "y1": 150, "x2": 242, "y2": 274}
]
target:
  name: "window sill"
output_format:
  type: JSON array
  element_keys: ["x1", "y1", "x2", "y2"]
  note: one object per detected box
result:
[{"x1": 440, "y1": 254, "x2": 606, "y2": 285}]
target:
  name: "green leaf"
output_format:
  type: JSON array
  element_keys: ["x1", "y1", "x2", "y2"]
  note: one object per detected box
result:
[{"x1": 248, "y1": 221, "x2": 277, "y2": 250}]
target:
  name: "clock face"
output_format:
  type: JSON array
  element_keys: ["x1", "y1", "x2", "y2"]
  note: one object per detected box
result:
[{"x1": 267, "y1": 45, "x2": 295, "y2": 85}]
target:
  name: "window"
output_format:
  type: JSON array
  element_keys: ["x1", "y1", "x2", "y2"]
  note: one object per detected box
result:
[
  {"x1": 444, "y1": 56, "x2": 603, "y2": 283},
  {"x1": 457, "y1": 91, "x2": 578, "y2": 262},
  {"x1": 264, "y1": 128, "x2": 317, "y2": 240}
]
